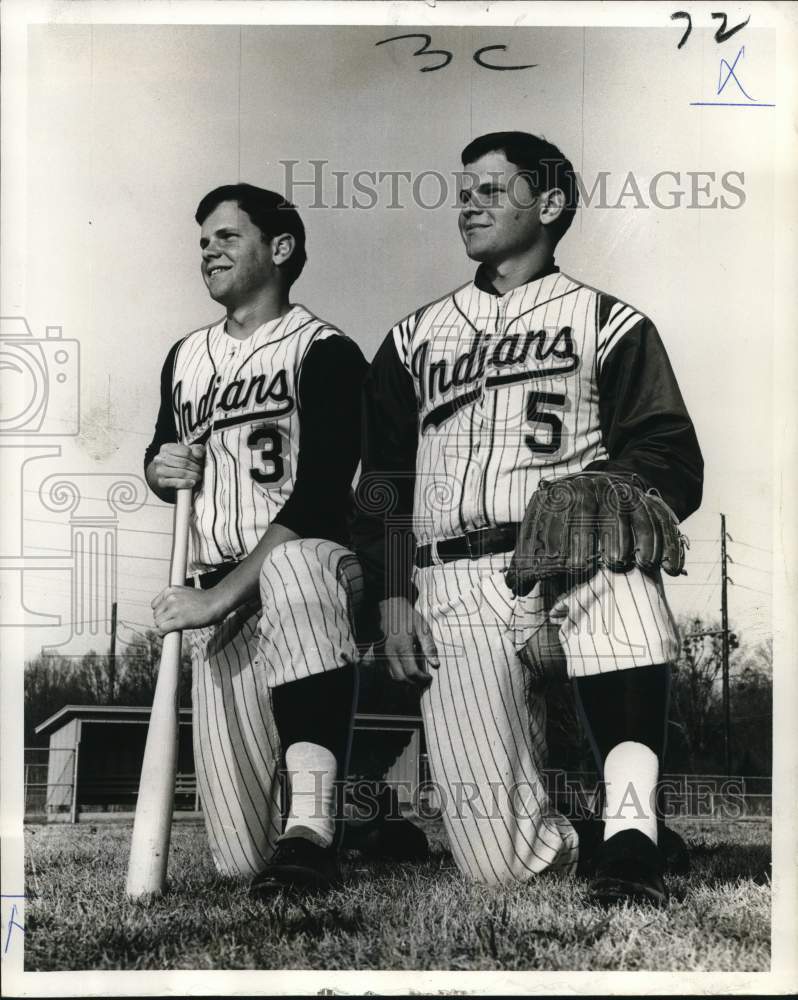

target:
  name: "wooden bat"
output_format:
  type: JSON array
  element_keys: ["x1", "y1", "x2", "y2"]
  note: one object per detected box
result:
[{"x1": 126, "y1": 487, "x2": 192, "y2": 898}]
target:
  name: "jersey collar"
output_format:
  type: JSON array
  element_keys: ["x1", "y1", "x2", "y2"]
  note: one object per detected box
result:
[{"x1": 474, "y1": 260, "x2": 559, "y2": 296}]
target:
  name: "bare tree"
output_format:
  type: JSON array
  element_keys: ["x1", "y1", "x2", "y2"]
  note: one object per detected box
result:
[
  {"x1": 25, "y1": 633, "x2": 192, "y2": 746},
  {"x1": 117, "y1": 629, "x2": 192, "y2": 705},
  {"x1": 669, "y1": 615, "x2": 739, "y2": 771}
]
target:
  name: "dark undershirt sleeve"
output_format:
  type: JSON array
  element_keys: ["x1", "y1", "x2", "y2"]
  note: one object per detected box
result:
[
  {"x1": 586, "y1": 313, "x2": 703, "y2": 521},
  {"x1": 143, "y1": 339, "x2": 182, "y2": 503},
  {"x1": 272, "y1": 335, "x2": 368, "y2": 545},
  {"x1": 351, "y1": 332, "x2": 419, "y2": 603}
]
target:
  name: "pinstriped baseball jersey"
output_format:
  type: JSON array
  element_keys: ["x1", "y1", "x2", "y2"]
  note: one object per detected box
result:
[
  {"x1": 390, "y1": 271, "x2": 645, "y2": 546},
  {"x1": 145, "y1": 299, "x2": 367, "y2": 876},
  {"x1": 168, "y1": 305, "x2": 348, "y2": 574},
  {"x1": 354, "y1": 260, "x2": 702, "y2": 886}
]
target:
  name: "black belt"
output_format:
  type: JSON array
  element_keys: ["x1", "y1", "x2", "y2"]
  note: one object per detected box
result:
[
  {"x1": 415, "y1": 525, "x2": 519, "y2": 569},
  {"x1": 189, "y1": 562, "x2": 239, "y2": 590}
]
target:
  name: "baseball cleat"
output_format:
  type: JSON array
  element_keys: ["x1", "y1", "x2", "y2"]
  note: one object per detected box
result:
[
  {"x1": 343, "y1": 784, "x2": 431, "y2": 862},
  {"x1": 575, "y1": 817, "x2": 689, "y2": 877},
  {"x1": 249, "y1": 837, "x2": 340, "y2": 899},
  {"x1": 658, "y1": 822, "x2": 690, "y2": 876},
  {"x1": 588, "y1": 829, "x2": 669, "y2": 907},
  {"x1": 356, "y1": 815, "x2": 431, "y2": 862}
]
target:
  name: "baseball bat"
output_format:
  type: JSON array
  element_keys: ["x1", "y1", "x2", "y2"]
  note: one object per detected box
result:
[{"x1": 126, "y1": 487, "x2": 192, "y2": 899}]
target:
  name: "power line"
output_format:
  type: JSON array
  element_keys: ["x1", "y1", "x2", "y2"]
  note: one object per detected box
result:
[
  {"x1": 117, "y1": 622, "x2": 156, "y2": 641},
  {"x1": 26, "y1": 544, "x2": 169, "y2": 563},
  {"x1": 119, "y1": 619, "x2": 155, "y2": 641},
  {"x1": 730, "y1": 539, "x2": 772, "y2": 555},
  {"x1": 731, "y1": 561, "x2": 772, "y2": 575},
  {"x1": 730, "y1": 582, "x2": 771, "y2": 598},
  {"x1": 23, "y1": 488, "x2": 173, "y2": 511},
  {"x1": 680, "y1": 556, "x2": 720, "y2": 618},
  {"x1": 118, "y1": 619, "x2": 161, "y2": 632},
  {"x1": 35, "y1": 618, "x2": 113, "y2": 628},
  {"x1": 22, "y1": 574, "x2": 163, "y2": 598},
  {"x1": 23, "y1": 516, "x2": 173, "y2": 537},
  {"x1": 15, "y1": 586, "x2": 158, "y2": 609},
  {"x1": 19, "y1": 581, "x2": 165, "y2": 604},
  {"x1": 699, "y1": 581, "x2": 720, "y2": 618}
]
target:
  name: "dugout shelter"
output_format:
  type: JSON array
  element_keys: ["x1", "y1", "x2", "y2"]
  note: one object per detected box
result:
[{"x1": 32, "y1": 704, "x2": 426, "y2": 822}]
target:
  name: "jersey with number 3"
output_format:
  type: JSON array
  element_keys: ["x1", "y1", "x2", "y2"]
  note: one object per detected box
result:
[{"x1": 146, "y1": 305, "x2": 363, "y2": 575}]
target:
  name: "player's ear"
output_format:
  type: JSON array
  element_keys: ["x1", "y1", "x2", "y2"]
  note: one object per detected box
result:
[
  {"x1": 271, "y1": 233, "x2": 296, "y2": 266},
  {"x1": 539, "y1": 188, "x2": 566, "y2": 226}
]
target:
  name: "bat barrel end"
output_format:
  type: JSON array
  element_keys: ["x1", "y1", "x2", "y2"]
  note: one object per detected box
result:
[{"x1": 125, "y1": 871, "x2": 166, "y2": 900}]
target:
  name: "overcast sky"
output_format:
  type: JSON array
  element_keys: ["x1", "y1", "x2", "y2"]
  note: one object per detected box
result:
[{"x1": 9, "y1": 19, "x2": 776, "y2": 662}]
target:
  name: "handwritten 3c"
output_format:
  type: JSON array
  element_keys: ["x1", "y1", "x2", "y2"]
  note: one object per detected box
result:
[{"x1": 375, "y1": 34, "x2": 537, "y2": 73}]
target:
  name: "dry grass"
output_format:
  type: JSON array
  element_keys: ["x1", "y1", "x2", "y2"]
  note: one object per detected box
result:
[{"x1": 22, "y1": 816, "x2": 770, "y2": 972}]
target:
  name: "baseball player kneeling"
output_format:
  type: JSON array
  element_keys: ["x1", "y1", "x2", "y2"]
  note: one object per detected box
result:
[
  {"x1": 145, "y1": 184, "x2": 373, "y2": 895},
  {"x1": 352, "y1": 132, "x2": 703, "y2": 906}
]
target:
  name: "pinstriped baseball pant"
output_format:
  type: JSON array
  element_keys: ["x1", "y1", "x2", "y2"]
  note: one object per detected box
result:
[
  {"x1": 413, "y1": 554, "x2": 679, "y2": 886},
  {"x1": 189, "y1": 539, "x2": 678, "y2": 882},
  {"x1": 187, "y1": 538, "x2": 364, "y2": 877}
]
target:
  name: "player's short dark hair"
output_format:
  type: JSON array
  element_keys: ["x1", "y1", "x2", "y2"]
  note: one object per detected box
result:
[
  {"x1": 195, "y1": 183, "x2": 307, "y2": 287},
  {"x1": 461, "y1": 131, "x2": 579, "y2": 244}
]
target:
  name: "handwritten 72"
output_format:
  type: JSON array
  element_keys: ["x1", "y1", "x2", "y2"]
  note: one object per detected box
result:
[{"x1": 671, "y1": 11, "x2": 750, "y2": 49}]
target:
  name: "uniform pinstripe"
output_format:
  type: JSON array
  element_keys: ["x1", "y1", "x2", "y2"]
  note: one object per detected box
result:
[
  {"x1": 172, "y1": 306, "x2": 345, "y2": 574},
  {"x1": 188, "y1": 605, "x2": 281, "y2": 875},
  {"x1": 416, "y1": 555, "x2": 578, "y2": 884},
  {"x1": 256, "y1": 538, "x2": 365, "y2": 689},
  {"x1": 168, "y1": 305, "x2": 363, "y2": 876},
  {"x1": 384, "y1": 270, "x2": 680, "y2": 884},
  {"x1": 394, "y1": 272, "x2": 648, "y2": 544},
  {"x1": 186, "y1": 540, "x2": 365, "y2": 876}
]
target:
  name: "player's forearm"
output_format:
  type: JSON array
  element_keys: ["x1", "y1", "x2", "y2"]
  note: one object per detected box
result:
[
  {"x1": 354, "y1": 516, "x2": 417, "y2": 604},
  {"x1": 207, "y1": 522, "x2": 300, "y2": 618}
]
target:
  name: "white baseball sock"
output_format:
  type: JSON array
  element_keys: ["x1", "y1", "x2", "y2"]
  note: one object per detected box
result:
[
  {"x1": 282, "y1": 742, "x2": 337, "y2": 849},
  {"x1": 602, "y1": 741, "x2": 659, "y2": 844}
]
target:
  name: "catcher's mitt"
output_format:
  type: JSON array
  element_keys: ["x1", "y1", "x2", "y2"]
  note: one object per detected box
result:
[{"x1": 505, "y1": 471, "x2": 687, "y2": 598}]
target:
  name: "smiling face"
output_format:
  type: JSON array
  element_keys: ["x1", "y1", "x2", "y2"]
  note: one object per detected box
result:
[
  {"x1": 199, "y1": 200, "x2": 277, "y2": 308},
  {"x1": 458, "y1": 150, "x2": 545, "y2": 265}
]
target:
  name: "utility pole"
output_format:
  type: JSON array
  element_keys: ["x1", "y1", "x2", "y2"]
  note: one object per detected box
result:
[
  {"x1": 720, "y1": 514, "x2": 731, "y2": 774},
  {"x1": 109, "y1": 600, "x2": 118, "y2": 702},
  {"x1": 685, "y1": 516, "x2": 733, "y2": 773},
  {"x1": 110, "y1": 600, "x2": 118, "y2": 659}
]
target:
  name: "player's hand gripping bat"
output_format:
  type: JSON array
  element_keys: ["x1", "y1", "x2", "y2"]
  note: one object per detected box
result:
[{"x1": 126, "y1": 487, "x2": 191, "y2": 898}]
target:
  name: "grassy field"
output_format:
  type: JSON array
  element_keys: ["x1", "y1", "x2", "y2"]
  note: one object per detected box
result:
[{"x1": 23, "y1": 816, "x2": 770, "y2": 972}]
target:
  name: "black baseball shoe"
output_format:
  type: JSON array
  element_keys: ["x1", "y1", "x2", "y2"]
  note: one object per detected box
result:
[
  {"x1": 355, "y1": 814, "x2": 431, "y2": 862},
  {"x1": 588, "y1": 829, "x2": 669, "y2": 907},
  {"x1": 572, "y1": 816, "x2": 605, "y2": 876},
  {"x1": 658, "y1": 821, "x2": 690, "y2": 875},
  {"x1": 574, "y1": 817, "x2": 689, "y2": 878},
  {"x1": 343, "y1": 784, "x2": 430, "y2": 862},
  {"x1": 249, "y1": 836, "x2": 340, "y2": 899}
]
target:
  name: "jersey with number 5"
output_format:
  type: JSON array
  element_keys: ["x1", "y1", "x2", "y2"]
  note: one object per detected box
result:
[
  {"x1": 354, "y1": 267, "x2": 702, "y2": 600},
  {"x1": 145, "y1": 305, "x2": 366, "y2": 575}
]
